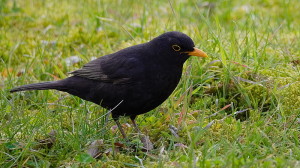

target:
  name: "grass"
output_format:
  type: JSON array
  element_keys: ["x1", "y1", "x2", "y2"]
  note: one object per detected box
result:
[{"x1": 0, "y1": 0, "x2": 299, "y2": 167}]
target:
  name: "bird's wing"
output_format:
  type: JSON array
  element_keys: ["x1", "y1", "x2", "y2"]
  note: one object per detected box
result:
[{"x1": 69, "y1": 55, "x2": 141, "y2": 84}]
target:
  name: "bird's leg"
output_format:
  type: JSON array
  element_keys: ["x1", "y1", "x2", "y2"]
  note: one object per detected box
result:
[
  {"x1": 113, "y1": 118, "x2": 127, "y2": 139},
  {"x1": 130, "y1": 116, "x2": 154, "y2": 151},
  {"x1": 130, "y1": 116, "x2": 141, "y2": 134}
]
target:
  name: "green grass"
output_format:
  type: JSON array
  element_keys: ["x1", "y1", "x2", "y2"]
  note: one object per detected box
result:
[{"x1": 1, "y1": 0, "x2": 299, "y2": 167}]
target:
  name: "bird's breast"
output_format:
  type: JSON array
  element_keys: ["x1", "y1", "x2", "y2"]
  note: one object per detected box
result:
[{"x1": 124, "y1": 67, "x2": 183, "y2": 112}]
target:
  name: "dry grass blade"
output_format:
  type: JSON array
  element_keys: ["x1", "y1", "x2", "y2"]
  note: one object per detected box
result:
[
  {"x1": 205, "y1": 104, "x2": 232, "y2": 119},
  {"x1": 204, "y1": 120, "x2": 215, "y2": 129},
  {"x1": 220, "y1": 109, "x2": 250, "y2": 121}
]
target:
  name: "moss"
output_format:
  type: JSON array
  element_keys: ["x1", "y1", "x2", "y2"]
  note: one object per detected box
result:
[
  {"x1": 278, "y1": 81, "x2": 300, "y2": 111},
  {"x1": 100, "y1": 153, "x2": 137, "y2": 167},
  {"x1": 259, "y1": 65, "x2": 300, "y2": 111}
]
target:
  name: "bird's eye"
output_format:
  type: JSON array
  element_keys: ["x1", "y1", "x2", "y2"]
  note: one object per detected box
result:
[{"x1": 172, "y1": 45, "x2": 181, "y2": 51}]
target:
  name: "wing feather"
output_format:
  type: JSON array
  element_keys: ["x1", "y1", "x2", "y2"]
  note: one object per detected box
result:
[{"x1": 69, "y1": 54, "x2": 141, "y2": 84}]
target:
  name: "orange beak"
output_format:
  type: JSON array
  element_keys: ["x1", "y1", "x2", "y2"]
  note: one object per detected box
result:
[{"x1": 186, "y1": 47, "x2": 208, "y2": 58}]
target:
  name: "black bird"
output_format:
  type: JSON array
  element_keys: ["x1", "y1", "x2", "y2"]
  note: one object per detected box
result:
[{"x1": 10, "y1": 31, "x2": 208, "y2": 140}]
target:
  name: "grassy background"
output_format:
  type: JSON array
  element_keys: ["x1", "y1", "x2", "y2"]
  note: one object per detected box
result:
[{"x1": 1, "y1": 0, "x2": 299, "y2": 167}]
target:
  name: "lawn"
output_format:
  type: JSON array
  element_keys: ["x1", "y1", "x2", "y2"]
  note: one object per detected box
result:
[{"x1": 0, "y1": 0, "x2": 299, "y2": 167}]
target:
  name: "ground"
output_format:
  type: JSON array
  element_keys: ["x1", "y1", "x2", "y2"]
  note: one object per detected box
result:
[{"x1": 0, "y1": 0, "x2": 299, "y2": 167}]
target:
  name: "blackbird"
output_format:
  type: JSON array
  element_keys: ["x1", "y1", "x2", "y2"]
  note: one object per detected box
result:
[{"x1": 10, "y1": 31, "x2": 208, "y2": 139}]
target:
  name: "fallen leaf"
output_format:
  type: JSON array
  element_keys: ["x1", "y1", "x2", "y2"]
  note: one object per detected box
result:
[
  {"x1": 291, "y1": 60, "x2": 300, "y2": 66},
  {"x1": 36, "y1": 130, "x2": 57, "y2": 149},
  {"x1": 86, "y1": 139, "x2": 104, "y2": 158},
  {"x1": 140, "y1": 135, "x2": 154, "y2": 151},
  {"x1": 114, "y1": 142, "x2": 125, "y2": 148},
  {"x1": 169, "y1": 125, "x2": 179, "y2": 138}
]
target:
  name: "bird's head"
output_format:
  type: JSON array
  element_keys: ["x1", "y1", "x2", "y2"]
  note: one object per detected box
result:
[{"x1": 151, "y1": 31, "x2": 208, "y2": 63}]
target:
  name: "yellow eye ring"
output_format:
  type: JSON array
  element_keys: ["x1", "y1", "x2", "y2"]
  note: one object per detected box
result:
[{"x1": 172, "y1": 45, "x2": 181, "y2": 51}]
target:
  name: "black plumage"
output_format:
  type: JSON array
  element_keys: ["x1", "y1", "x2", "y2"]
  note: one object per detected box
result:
[{"x1": 10, "y1": 31, "x2": 208, "y2": 139}]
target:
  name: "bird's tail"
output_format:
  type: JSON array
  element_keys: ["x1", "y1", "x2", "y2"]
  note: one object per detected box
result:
[{"x1": 10, "y1": 81, "x2": 63, "y2": 93}]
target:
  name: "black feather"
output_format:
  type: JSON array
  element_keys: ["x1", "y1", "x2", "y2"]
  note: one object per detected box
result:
[{"x1": 10, "y1": 81, "x2": 63, "y2": 93}]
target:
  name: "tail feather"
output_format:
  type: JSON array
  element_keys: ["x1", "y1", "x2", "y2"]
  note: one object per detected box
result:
[{"x1": 10, "y1": 81, "x2": 63, "y2": 93}]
